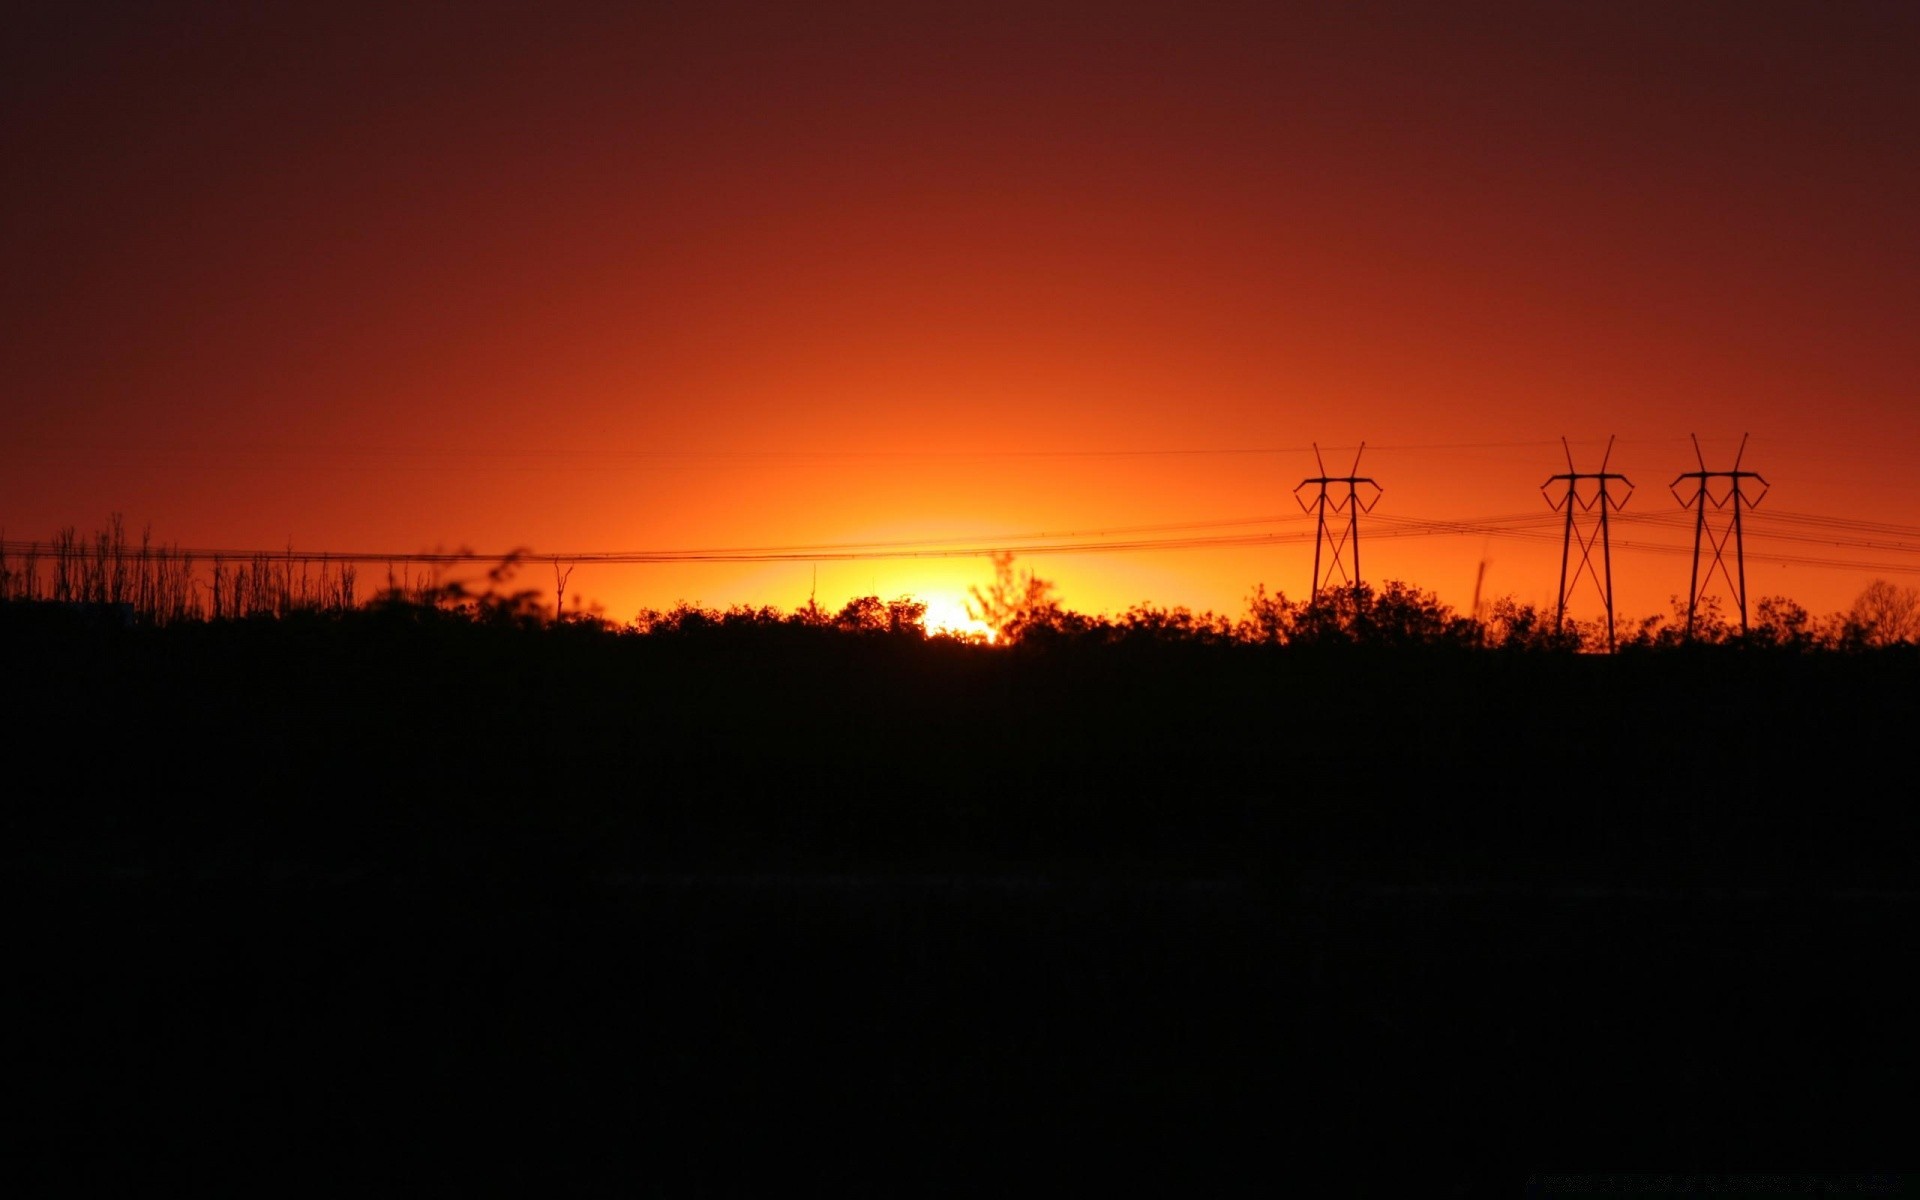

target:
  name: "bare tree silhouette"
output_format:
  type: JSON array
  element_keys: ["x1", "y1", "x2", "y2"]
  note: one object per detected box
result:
[{"x1": 1849, "y1": 579, "x2": 1920, "y2": 645}]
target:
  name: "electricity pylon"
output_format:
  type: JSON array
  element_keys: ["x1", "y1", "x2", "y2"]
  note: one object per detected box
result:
[
  {"x1": 1670, "y1": 432, "x2": 1768, "y2": 638},
  {"x1": 1543, "y1": 436, "x2": 1633, "y2": 650},
  {"x1": 1294, "y1": 442, "x2": 1381, "y2": 601}
]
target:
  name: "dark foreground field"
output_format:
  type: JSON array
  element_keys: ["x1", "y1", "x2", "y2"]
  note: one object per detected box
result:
[{"x1": 7, "y1": 613, "x2": 1916, "y2": 1192}]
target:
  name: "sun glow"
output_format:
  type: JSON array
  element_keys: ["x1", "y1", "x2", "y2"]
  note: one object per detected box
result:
[{"x1": 921, "y1": 594, "x2": 995, "y2": 642}]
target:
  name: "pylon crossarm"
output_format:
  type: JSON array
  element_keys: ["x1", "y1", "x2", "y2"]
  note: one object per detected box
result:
[{"x1": 1744, "y1": 480, "x2": 1769, "y2": 508}]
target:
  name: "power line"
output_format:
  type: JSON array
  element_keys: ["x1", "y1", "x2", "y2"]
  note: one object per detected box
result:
[
  {"x1": 7, "y1": 437, "x2": 1584, "y2": 464},
  {"x1": 8, "y1": 504, "x2": 1920, "y2": 575}
]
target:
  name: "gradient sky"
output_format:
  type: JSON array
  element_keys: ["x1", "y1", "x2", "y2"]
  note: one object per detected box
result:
[{"x1": 7, "y1": 1, "x2": 1917, "y2": 628}]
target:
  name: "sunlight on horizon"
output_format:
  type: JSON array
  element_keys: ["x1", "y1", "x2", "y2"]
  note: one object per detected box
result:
[{"x1": 922, "y1": 594, "x2": 996, "y2": 642}]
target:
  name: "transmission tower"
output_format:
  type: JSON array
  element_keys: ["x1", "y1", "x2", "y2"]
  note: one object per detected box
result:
[
  {"x1": 1294, "y1": 442, "x2": 1381, "y2": 600},
  {"x1": 1543, "y1": 436, "x2": 1633, "y2": 650},
  {"x1": 1671, "y1": 432, "x2": 1768, "y2": 638}
]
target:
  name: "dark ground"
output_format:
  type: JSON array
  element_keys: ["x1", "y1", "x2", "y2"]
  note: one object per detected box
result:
[{"x1": 5, "y1": 614, "x2": 1916, "y2": 1192}]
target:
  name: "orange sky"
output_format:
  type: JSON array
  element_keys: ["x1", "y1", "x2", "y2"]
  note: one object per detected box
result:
[{"x1": 6, "y1": 2, "x2": 1917, "y2": 628}]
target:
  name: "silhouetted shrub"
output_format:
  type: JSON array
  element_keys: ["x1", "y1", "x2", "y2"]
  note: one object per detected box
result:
[
  {"x1": 1284, "y1": 581, "x2": 1479, "y2": 649},
  {"x1": 1479, "y1": 597, "x2": 1581, "y2": 652}
]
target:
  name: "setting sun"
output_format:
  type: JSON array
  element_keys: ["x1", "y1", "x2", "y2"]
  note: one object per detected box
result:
[{"x1": 921, "y1": 594, "x2": 995, "y2": 642}]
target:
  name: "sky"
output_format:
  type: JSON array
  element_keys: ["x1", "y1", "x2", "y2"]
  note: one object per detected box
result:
[{"x1": 6, "y1": 1, "x2": 1917, "y2": 630}]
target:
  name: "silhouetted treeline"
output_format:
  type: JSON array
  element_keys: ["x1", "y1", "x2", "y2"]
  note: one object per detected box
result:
[
  {"x1": 7, "y1": 535, "x2": 1918, "y2": 1191},
  {"x1": 9, "y1": 581, "x2": 1916, "y2": 881},
  {"x1": 10, "y1": 518, "x2": 1920, "y2": 648}
]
